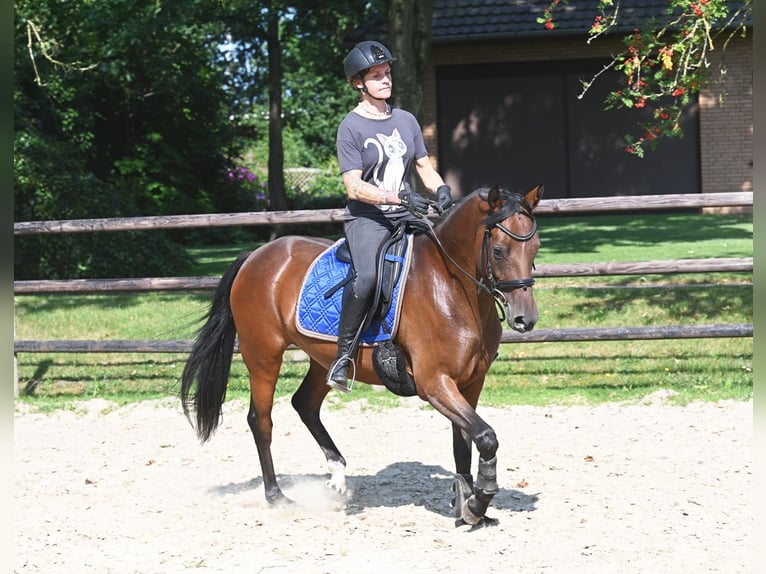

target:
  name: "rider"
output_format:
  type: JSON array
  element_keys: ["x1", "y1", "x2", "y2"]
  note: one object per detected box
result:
[{"x1": 327, "y1": 40, "x2": 453, "y2": 392}]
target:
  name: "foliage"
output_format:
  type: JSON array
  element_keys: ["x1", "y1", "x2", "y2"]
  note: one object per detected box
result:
[
  {"x1": 13, "y1": 0, "x2": 382, "y2": 278},
  {"x1": 15, "y1": 232, "x2": 192, "y2": 281},
  {"x1": 539, "y1": 0, "x2": 751, "y2": 157},
  {"x1": 292, "y1": 173, "x2": 348, "y2": 209},
  {"x1": 217, "y1": 0, "x2": 381, "y2": 210},
  {"x1": 13, "y1": 0, "x2": 252, "y2": 277},
  {"x1": 15, "y1": 1, "x2": 241, "y2": 214},
  {"x1": 280, "y1": 1, "x2": 376, "y2": 163}
]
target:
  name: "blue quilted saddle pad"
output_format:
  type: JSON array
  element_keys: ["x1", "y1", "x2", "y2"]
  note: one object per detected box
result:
[{"x1": 296, "y1": 238, "x2": 411, "y2": 345}]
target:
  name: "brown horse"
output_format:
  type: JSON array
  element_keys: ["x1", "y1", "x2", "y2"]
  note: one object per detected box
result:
[{"x1": 180, "y1": 184, "x2": 543, "y2": 526}]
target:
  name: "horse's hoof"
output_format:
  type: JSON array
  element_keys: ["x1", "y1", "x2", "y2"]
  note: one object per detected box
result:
[
  {"x1": 452, "y1": 475, "x2": 473, "y2": 516},
  {"x1": 268, "y1": 496, "x2": 295, "y2": 507},
  {"x1": 325, "y1": 476, "x2": 347, "y2": 496},
  {"x1": 454, "y1": 515, "x2": 499, "y2": 530},
  {"x1": 474, "y1": 515, "x2": 499, "y2": 529},
  {"x1": 326, "y1": 460, "x2": 347, "y2": 495},
  {"x1": 265, "y1": 489, "x2": 294, "y2": 507}
]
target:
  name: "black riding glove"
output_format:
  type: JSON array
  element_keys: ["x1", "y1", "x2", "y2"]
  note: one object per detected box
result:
[
  {"x1": 398, "y1": 188, "x2": 430, "y2": 216},
  {"x1": 436, "y1": 185, "x2": 453, "y2": 213}
]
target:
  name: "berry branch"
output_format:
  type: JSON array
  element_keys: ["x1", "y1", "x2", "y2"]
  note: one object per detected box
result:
[{"x1": 538, "y1": 0, "x2": 751, "y2": 157}]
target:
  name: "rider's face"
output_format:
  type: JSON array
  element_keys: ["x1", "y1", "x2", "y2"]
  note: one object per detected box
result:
[{"x1": 360, "y1": 63, "x2": 392, "y2": 99}]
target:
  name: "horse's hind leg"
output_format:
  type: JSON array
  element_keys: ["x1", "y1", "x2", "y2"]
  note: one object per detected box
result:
[
  {"x1": 246, "y1": 401, "x2": 288, "y2": 505},
  {"x1": 452, "y1": 424, "x2": 474, "y2": 489},
  {"x1": 242, "y1": 351, "x2": 290, "y2": 505},
  {"x1": 291, "y1": 359, "x2": 348, "y2": 494}
]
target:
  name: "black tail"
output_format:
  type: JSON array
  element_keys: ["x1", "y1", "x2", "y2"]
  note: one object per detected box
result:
[{"x1": 180, "y1": 251, "x2": 251, "y2": 442}]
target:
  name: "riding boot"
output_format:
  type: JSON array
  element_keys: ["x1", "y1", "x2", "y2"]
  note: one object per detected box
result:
[{"x1": 327, "y1": 287, "x2": 369, "y2": 392}]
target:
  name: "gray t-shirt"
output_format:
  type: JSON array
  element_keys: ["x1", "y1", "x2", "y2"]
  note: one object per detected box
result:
[{"x1": 336, "y1": 108, "x2": 429, "y2": 219}]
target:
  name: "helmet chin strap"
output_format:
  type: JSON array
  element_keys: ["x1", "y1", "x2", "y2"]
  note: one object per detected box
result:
[{"x1": 357, "y1": 79, "x2": 387, "y2": 101}]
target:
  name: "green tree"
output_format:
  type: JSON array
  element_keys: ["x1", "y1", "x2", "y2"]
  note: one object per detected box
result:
[
  {"x1": 222, "y1": 0, "x2": 382, "y2": 212},
  {"x1": 382, "y1": 0, "x2": 436, "y2": 194},
  {"x1": 13, "y1": 0, "x2": 390, "y2": 278},
  {"x1": 267, "y1": 1, "x2": 287, "y2": 212},
  {"x1": 16, "y1": 1, "x2": 242, "y2": 215},
  {"x1": 14, "y1": 0, "x2": 257, "y2": 278}
]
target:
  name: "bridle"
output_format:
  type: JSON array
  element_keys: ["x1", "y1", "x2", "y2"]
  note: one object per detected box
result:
[
  {"x1": 423, "y1": 196, "x2": 538, "y2": 321},
  {"x1": 483, "y1": 210, "x2": 537, "y2": 291},
  {"x1": 481, "y1": 203, "x2": 537, "y2": 321}
]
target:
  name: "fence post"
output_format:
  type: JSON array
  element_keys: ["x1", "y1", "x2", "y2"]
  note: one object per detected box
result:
[{"x1": 14, "y1": 315, "x2": 19, "y2": 398}]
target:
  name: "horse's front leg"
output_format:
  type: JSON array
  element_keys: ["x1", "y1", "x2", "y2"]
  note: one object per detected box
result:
[
  {"x1": 461, "y1": 451, "x2": 499, "y2": 526},
  {"x1": 432, "y1": 392, "x2": 500, "y2": 526},
  {"x1": 457, "y1": 422, "x2": 499, "y2": 526}
]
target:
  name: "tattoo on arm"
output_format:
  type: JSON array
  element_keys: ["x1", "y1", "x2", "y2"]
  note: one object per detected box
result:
[{"x1": 344, "y1": 174, "x2": 397, "y2": 205}]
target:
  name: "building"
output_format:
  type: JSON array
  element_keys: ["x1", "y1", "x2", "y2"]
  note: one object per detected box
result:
[{"x1": 423, "y1": 0, "x2": 752, "y2": 202}]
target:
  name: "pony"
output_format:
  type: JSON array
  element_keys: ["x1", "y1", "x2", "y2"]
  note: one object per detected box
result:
[{"x1": 180, "y1": 184, "x2": 543, "y2": 526}]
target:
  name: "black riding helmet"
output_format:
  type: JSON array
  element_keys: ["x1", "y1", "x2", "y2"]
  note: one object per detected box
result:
[{"x1": 343, "y1": 41, "x2": 396, "y2": 83}]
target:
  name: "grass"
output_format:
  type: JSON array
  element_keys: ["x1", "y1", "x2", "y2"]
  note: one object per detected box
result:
[{"x1": 14, "y1": 211, "x2": 753, "y2": 410}]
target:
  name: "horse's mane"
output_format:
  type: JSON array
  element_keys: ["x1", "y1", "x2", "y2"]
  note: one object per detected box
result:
[{"x1": 438, "y1": 186, "x2": 532, "y2": 229}]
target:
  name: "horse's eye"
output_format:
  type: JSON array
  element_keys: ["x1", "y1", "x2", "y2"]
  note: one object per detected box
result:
[{"x1": 492, "y1": 245, "x2": 506, "y2": 260}]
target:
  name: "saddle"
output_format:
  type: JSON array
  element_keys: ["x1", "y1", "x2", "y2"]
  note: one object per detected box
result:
[
  {"x1": 327, "y1": 223, "x2": 409, "y2": 329},
  {"x1": 295, "y1": 221, "x2": 420, "y2": 396},
  {"x1": 296, "y1": 227, "x2": 410, "y2": 342}
]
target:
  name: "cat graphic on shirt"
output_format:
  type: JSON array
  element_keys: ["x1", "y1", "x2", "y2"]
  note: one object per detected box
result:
[{"x1": 364, "y1": 128, "x2": 407, "y2": 193}]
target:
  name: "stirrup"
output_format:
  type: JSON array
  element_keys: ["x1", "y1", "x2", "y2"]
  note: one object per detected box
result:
[
  {"x1": 327, "y1": 379, "x2": 352, "y2": 393},
  {"x1": 326, "y1": 355, "x2": 356, "y2": 393}
]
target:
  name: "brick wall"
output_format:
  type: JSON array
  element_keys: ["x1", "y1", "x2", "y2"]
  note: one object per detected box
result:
[
  {"x1": 698, "y1": 37, "x2": 753, "y2": 195},
  {"x1": 424, "y1": 34, "x2": 753, "y2": 201}
]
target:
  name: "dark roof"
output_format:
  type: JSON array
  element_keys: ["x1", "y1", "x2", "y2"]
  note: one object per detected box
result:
[{"x1": 432, "y1": 0, "x2": 751, "y2": 42}]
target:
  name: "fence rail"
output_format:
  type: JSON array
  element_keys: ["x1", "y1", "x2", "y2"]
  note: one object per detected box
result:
[
  {"x1": 13, "y1": 192, "x2": 754, "y2": 235},
  {"x1": 12, "y1": 257, "x2": 753, "y2": 294},
  {"x1": 13, "y1": 323, "x2": 753, "y2": 355}
]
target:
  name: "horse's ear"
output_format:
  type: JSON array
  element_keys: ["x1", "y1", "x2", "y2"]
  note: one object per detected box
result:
[
  {"x1": 525, "y1": 185, "x2": 544, "y2": 210},
  {"x1": 487, "y1": 185, "x2": 502, "y2": 209}
]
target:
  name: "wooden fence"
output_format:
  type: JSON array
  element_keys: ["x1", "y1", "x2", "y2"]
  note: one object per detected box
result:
[{"x1": 13, "y1": 192, "x2": 753, "y2": 393}]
